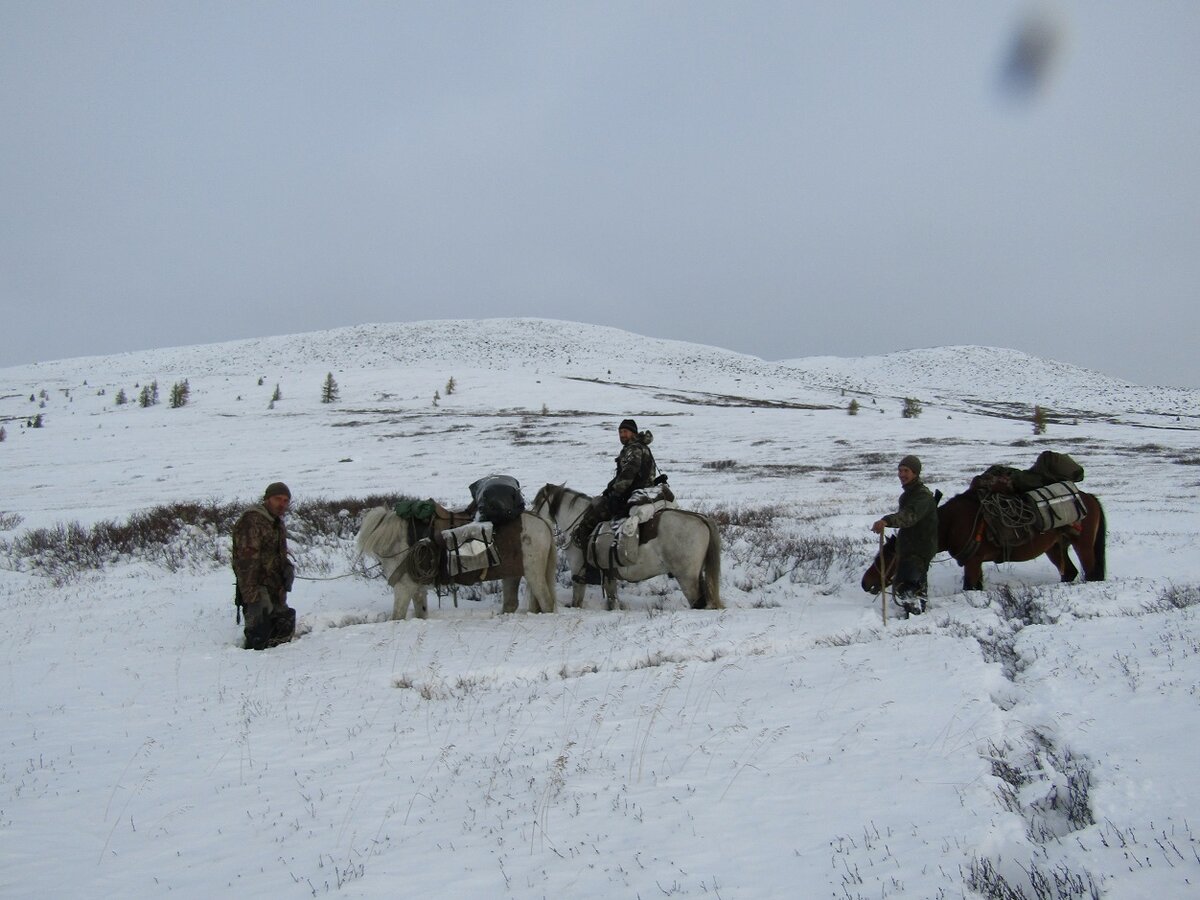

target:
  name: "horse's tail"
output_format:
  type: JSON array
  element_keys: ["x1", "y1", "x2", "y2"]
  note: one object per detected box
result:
[
  {"x1": 1090, "y1": 499, "x2": 1107, "y2": 581},
  {"x1": 701, "y1": 516, "x2": 723, "y2": 609}
]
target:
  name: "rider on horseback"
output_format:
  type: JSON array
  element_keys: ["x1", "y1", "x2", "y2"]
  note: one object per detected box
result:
[{"x1": 573, "y1": 418, "x2": 657, "y2": 549}]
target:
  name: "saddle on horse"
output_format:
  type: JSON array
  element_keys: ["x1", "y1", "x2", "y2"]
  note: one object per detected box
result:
[{"x1": 584, "y1": 489, "x2": 676, "y2": 571}]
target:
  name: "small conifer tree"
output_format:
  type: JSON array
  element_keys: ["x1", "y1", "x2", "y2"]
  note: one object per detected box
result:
[
  {"x1": 115, "y1": 388, "x2": 128, "y2": 406},
  {"x1": 271, "y1": 384, "x2": 282, "y2": 403},
  {"x1": 445, "y1": 376, "x2": 456, "y2": 395},
  {"x1": 432, "y1": 390, "x2": 440, "y2": 407},
  {"x1": 0, "y1": 425, "x2": 6, "y2": 442},
  {"x1": 31, "y1": 414, "x2": 44, "y2": 428},
  {"x1": 138, "y1": 385, "x2": 154, "y2": 408},
  {"x1": 901, "y1": 397, "x2": 923, "y2": 419},
  {"x1": 1032, "y1": 405, "x2": 1048, "y2": 435},
  {"x1": 848, "y1": 399, "x2": 860, "y2": 416},
  {"x1": 321, "y1": 372, "x2": 340, "y2": 403},
  {"x1": 169, "y1": 380, "x2": 190, "y2": 408}
]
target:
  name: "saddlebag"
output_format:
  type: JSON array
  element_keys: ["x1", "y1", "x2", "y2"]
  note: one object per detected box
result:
[{"x1": 1025, "y1": 481, "x2": 1087, "y2": 532}]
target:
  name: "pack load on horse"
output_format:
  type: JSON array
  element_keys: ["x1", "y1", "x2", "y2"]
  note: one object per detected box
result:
[
  {"x1": 435, "y1": 475, "x2": 527, "y2": 577},
  {"x1": 968, "y1": 450, "x2": 1088, "y2": 548},
  {"x1": 357, "y1": 476, "x2": 557, "y2": 618},
  {"x1": 862, "y1": 450, "x2": 1106, "y2": 594},
  {"x1": 533, "y1": 483, "x2": 722, "y2": 611}
]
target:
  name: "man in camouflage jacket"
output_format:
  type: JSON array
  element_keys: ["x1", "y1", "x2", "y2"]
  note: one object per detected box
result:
[
  {"x1": 573, "y1": 418, "x2": 658, "y2": 549},
  {"x1": 871, "y1": 455, "x2": 938, "y2": 615},
  {"x1": 233, "y1": 481, "x2": 296, "y2": 649}
]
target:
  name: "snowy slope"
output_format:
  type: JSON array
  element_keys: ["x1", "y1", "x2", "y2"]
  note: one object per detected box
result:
[{"x1": 1, "y1": 318, "x2": 1199, "y2": 899}]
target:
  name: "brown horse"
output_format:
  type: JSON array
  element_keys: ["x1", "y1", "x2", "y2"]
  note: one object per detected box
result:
[{"x1": 862, "y1": 489, "x2": 1106, "y2": 593}]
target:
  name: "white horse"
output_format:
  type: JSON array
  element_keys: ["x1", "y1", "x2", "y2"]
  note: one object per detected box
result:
[
  {"x1": 356, "y1": 507, "x2": 558, "y2": 618},
  {"x1": 531, "y1": 483, "x2": 722, "y2": 611}
]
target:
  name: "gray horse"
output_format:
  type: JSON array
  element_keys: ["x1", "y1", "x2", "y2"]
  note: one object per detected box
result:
[
  {"x1": 356, "y1": 507, "x2": 558, "y2": 618},
  {"x1": 531, "y1": 483, "x2": 722, "y2": 611}
]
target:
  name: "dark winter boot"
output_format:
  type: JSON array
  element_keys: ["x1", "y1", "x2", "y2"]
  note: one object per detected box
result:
[
  {"x1": 244, "y1": 618, "x2": 272, "y2": 651},
  {"x1": 266, "y1": 607, "x2": 296, "y2": 647}
]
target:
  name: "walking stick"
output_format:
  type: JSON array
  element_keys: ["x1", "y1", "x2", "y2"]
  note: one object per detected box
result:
[{"x1": 879, "y1": 530, "x2": 888, "y2": 626}]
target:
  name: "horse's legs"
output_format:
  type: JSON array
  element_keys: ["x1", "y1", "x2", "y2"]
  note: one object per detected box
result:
[
  {"x1": 501, "y1": 577, "x2": 520, "y2": 614},
  {"x1": 603, "y1": 575, "x2": 621, "y2": 611},
  {"x1": 570, "y1": 579, "x2": 586, "y2": 608},
  {"x1": 411, "y1": 586, "x2": 428, "y2": 619},
  {"x1": 1047, "y1": 539, "x2": 1080, "y2": 583},
  {"x1": 675, "y1": 571, "x2": 705, "y2": 610},
  {"x1": 962, "y1": 560, "x2": 984, "y2": 592},
  {"x1": 392, "y1": 584, "x2": 412, "y2": 620}
]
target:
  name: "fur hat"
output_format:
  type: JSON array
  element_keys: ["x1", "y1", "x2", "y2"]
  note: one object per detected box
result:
[
  {"x1": 898, "y1": 455, "x2": 922, "y2": 476},
  {"x1": 264, "y1": 481, "x2": 292, "y2": 500},
  {"x1": 619, "y1": 418, "x2": 638, "y2": 433}
]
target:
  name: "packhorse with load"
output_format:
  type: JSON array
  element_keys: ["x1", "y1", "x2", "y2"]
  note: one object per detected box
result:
[
  {"x1": 863, "y1": 451, "x2": 1106, "y2": 595},
  {"x1": 357, "y1": 475, "x2": 557, "y2": 618}
]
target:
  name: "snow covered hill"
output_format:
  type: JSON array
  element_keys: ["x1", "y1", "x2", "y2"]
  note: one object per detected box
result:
[{"x1": 1, "y1": 318, "x2": 1199, "y2": 899}]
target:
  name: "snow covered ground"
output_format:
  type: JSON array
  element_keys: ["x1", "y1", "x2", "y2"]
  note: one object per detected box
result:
[{"x1": 1, "y1": 318, "x2": 1198, "y2": 898}]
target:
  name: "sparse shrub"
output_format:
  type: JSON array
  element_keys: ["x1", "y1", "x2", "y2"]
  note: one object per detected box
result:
[
  {"x1": 990, "y1": 583, "x2": 1054, "y2": 627},
  {"x1": 0, "y1": 495, "x2": 399, "y2": 585},
  {"x1": 1146, "y1": 582, "x2": 1200, "y2": 612},
  {"x1": 0, "y1": 512, "x2": 22, "y2": 530},
  {"x1": 703, "y1": 460, "x2": 737, "y2": 471},
  {"x1": 901, "y1": 397, "x2": 922, "y2": 418},
  {"x1": 321, "y1": 372, "x2": 340, "y2": 403},
  {"x1": 847, "y1": 399, "x2": 859, "y2": 416}
]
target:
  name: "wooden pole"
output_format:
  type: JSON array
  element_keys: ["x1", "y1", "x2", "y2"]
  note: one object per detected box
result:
[{"x1": 879, "y1": 530, "x2": 888, "y2": 626}]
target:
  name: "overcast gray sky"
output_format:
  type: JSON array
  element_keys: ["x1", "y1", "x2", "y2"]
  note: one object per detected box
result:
[{"x1": 3, "y1": 2, "x2": 1198, "y2": 387}]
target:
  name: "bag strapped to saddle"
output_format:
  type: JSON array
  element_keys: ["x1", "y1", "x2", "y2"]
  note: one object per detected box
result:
[
  {"x1": 469, "y1": 474, "x2": 525, "y2": 525},
  {"x1": 442, "y1": 521, "x2": 502, "y2": 577},
  {"x1": 1025, "y1": 481, "x2": 1087, "y2": 532}
]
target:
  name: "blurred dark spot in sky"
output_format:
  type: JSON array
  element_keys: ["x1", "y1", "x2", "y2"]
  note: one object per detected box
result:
[{"x1": 999, "y1": 10, "x2": 1064, "y2": 100}]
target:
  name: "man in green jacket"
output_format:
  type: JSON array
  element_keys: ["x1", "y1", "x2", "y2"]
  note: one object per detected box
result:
[
  {"x1": 871, "y1": 455, "x2": 938, "y2": 615},
  {"x1": 232, "y1": 481, "x2": 296, "y2": 649},
  {"x1": 573, "y1": 418, "x2": 658, "y2": 549}
]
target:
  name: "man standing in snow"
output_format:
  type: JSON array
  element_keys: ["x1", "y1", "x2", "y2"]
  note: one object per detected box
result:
[
  {"x1": 232, "y1": 481, "x2": 296, "y2": 650},
  {"x1": 573, "y1": 419, "x2": 657, "y2": 549},
  {"x1": 871, "y1": 455, "x2": 938, "y2": 615}
]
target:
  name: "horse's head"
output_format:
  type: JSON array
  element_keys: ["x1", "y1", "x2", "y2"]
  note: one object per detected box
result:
[
  {"x1": 861, "y1": 534, "x2": 897, "y2": 594},
  {"x1": 531, "y1": 483, "x2": 564, "y2": 522}
]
